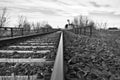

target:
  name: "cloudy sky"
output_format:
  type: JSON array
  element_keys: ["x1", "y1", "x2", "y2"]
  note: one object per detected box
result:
[{"x1": 0, "y1": 0, "x2": 120, "y2": 28}]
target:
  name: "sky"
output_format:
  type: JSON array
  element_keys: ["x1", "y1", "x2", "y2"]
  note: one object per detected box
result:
[{"x1": 0, "y1": 0, "x2": 120, "y2": 28}]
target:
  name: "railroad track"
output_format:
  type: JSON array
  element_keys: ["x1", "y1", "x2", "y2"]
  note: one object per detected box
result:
[
  {"x1": 0, "y1": 31, "x2": 63, "y2": 80},
  {"x1": 1, "y1": 30, "x2": 119, "y2": 80}
]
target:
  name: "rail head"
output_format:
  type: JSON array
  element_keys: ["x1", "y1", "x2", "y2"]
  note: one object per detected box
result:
[{"x1": 51, "y1": 31, "x2": 64, "y2": 80}]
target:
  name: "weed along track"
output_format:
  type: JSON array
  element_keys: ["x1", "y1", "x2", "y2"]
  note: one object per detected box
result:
[
  {"x1": 63, "y1": 31, "x2": 120, "y2": 80},
  {"x1": 0, "y1": 31, "x2": 61, "y2": 80}
]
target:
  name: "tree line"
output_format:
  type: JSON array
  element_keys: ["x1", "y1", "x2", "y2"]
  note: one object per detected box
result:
[
  {"x1": 66, "y1": 15, "x2": 108, "y2": 30},
  {"x1": 0, "y1": 8, "x2": 53, "y2": 31}
]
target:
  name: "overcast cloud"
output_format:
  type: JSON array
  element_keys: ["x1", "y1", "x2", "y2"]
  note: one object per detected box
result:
[{"x1": 0, "y1": 0, "x2": 120, "y2": 28}]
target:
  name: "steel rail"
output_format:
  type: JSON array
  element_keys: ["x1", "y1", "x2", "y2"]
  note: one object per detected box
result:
[
  {"x1": 0, "y1": 31, "x2": 57, "y2": 48},
  {"x1": 51, "y1": 31, "x2": 64, "y2": 80}
]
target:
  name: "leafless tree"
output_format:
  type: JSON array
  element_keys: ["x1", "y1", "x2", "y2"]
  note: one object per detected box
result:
[
  {"x1": 103, "y1": 22, "x2": 107, "y2": 29},
  {"x1": 18, "y1": 15, "x2": 26, "y2": 28},
  {"x1": 0, "y1": 8, "x2": 10, "y2": 27},
  {"x1": 79, "y1": 15, "x2": 84, "y2": 27},
  {"x1": 73, "y1": 17, "x2": 79, "y2": 28},
  {"x1": 44, "y1": 23, "x2": 52, "y2": 29},
  {"x1": 84, "y1": 17, "x2": 89, "y2": 26},
  {"x1": 36, "y1": 22, "x2": 41, "y2": 29},
  {"x1": 18, "y1": 15, "x2": 31, "y2": 32},
  {"x1": 73, "y1": 15, "x2": 92, "y2": 28},
  {"x1": 95, "y1": 22, "x2": 107, "y2": 30},
  {"x1": 41, "y1": 21, "x2": 48, "y2": 27},
  {"x1": 31, "y1": 22, "x2": 35, "y2": 30}
]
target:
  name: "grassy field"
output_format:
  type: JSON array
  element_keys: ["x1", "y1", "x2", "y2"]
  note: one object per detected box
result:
[
  {"x1": 92, "y1": 29, "x2": 120, "y2": 40},
  {"x1": 64, "y1": 29, "x2": 120, "y2": 80},
  {"x1": 92, "y1": 29, "x2": 120, "y2": 55}
]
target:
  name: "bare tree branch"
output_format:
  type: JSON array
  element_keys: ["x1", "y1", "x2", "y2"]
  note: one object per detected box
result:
[
  {"x1": 73, "y1": 15, "x2": 94, "y2": 28},
  {"x1": 0, "y1": 7, "x2": 10, "y2": 27}
]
